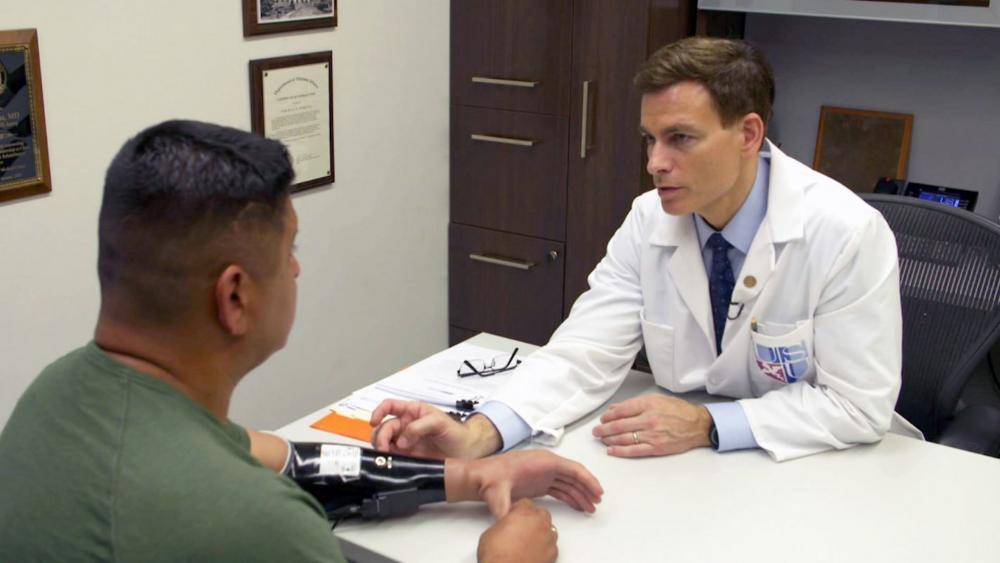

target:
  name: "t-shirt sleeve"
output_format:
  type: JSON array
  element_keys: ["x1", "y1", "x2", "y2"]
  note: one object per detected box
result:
[
  {"x1": 208, "y1": 481, "x2": 347, "y2": 563},
  {"x1": 226, "y1": 421, "x2": 252, "y2": 451}
]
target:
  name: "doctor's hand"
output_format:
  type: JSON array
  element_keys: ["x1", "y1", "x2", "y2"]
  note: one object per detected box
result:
[
  {"x1": 592, "y1": 394, "x2": 713, "y2": 457},
  {"x1": 370, "y1": 400, "x2": 502, "y2": 459},
  {"x1": 477, "y1": 499, "x2": 558, "y2": 563},
  {"x1": 446, "y1": 449, "x2": 604, "y2": 518}
]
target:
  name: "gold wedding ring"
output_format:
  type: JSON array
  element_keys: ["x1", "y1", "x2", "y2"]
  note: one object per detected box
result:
[{"x1": 632, "y1": 431, "x2": 640, "y2": 445}]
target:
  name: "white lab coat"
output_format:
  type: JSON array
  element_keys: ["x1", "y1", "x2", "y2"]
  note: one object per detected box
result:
[{"x1": 491, "y1": 142, "x2": 921, "y2": 461}]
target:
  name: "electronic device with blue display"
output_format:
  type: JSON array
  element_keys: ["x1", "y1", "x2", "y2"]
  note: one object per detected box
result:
[{"x1": 903, "y1": 181, "x2": 978, "y2": 212}]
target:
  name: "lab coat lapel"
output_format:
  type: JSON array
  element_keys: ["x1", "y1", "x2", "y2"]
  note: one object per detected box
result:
[
  {"x1": 654, "y1": 217, "x2": 716, "y2": 351},
  {"x1": 729, "y1": 142, "x2": 806, "y2": 315},
  {"x1": 730, "y1": 223, "x2": 774, "y2": 310},
  {"x1": 761, "y1": 142, "x2": 806, "y2": 246}
]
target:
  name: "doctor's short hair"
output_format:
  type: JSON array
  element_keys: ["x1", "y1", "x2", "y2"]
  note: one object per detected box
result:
[
  {"x1": 634, "y1": 36, "x2": 775, "y2": 128},
  {"x1": 97, "y1": 119, "x2": 294, "y2": 324}
]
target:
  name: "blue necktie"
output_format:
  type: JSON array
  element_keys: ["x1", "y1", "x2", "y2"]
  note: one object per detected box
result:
[{"x1": 707, "y1": 233, "x2": 735, "y2": 354}]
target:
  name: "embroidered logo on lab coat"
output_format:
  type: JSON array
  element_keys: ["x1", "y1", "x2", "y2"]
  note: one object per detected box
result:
[{"x1": 754, "y1": 342, "x2": 808, "y2": 384}]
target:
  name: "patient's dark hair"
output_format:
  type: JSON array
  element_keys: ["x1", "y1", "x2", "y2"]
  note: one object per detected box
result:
[{"x1": 98, "y1": 120, "x2": 294, "y2": 324}]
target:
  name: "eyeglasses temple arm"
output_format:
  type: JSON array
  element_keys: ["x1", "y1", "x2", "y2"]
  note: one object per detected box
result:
[{"x1": 502, "y1": 347, "x2": 519, "y2": 369}]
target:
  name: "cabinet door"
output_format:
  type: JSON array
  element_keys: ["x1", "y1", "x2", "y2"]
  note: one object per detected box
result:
[
  {"x1": 449, "y1": 325, "x2": 479, "y2": 347},
  {"x1": 451, "y1": 0, "x2": 573, "y2": 115},
  {"x1": 563, "y1": 0, "x2": 690, "y2": 314},
  {"x1": 449, "y1": 223, "x2": 564, "y2": 346},
  {"x1": 451, "y1": 106, "x2": 568, "y2": 241}
]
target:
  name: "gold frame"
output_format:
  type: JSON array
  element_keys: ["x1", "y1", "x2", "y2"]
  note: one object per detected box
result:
[{"x1": 0, "y1": 29, "x2": 51, "y2": 204}]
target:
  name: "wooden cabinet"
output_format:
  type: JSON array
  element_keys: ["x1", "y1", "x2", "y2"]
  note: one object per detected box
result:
[
  {"x1": 449, "y1": 224, "x2": 565, "y2": 345},
  {"x1": 450, "y1": 0, "x2": 694, "y2": 345},
  {"x1": 450, "y1": 0, "x2": 573, "y2": 115},
  {"x1": 451, "y1": 106, "x2": 568, "y2": 240}
]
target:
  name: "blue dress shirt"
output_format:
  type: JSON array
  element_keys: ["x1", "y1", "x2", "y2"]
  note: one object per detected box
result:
[
  {"x1": 695, "y1": 154, "x2": 770, "y2": 452},
  {"x1": 479, "y1": 153, "x2": 771, "y2": 453}
]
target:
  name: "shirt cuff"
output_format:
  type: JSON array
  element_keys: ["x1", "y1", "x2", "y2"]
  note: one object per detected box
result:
[
  {"x1": 704, "y1": 402, "x2": 759, "y2": 452},
  {"x1": 476, "y1": 401, "x2": 532, "y2": 452}
]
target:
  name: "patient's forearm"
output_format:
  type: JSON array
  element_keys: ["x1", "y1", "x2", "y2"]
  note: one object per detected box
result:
[{"x1": 285, "y1": 442, "x2": 448, "y2": 519}]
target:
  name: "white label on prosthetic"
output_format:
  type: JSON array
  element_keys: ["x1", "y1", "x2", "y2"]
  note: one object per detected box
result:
[{"x1": 319, "y1": 445, "x2": 362, "y2": 480}]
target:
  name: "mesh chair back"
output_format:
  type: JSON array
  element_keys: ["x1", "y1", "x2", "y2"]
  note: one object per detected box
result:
[{"x1": 861, "y1": 194, "x2": 1000, "y2": 440}]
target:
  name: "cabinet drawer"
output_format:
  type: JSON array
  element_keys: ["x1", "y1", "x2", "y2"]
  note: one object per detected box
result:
[
  {"x1": 451, "y1": 0, "x2": 572, "y2": 114},
  {"x1": 449, "y1": 223, "x2": 564, "y2": 346},
  {"x1": 451, "y1": 106, "x2": 567, "y2": 240}
]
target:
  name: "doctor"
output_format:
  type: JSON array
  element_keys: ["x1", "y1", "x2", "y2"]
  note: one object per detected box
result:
[{"x1": 373, "y1": 37, "x2": 915, "y2": 462}]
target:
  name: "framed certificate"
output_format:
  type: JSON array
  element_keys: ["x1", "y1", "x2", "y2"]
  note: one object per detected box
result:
[
  {"x1": 249, "y1": 51, "x2": 334, "y2": 193},
  {"x1": 0, "y1": 28, "x2": 51, "y2": 204},
  {"x1": 812, "y1": 106, "x2": 913, "y2": 194},
  {"x1": 243, "y1": 0, "x2": 338, "y2": 37}
]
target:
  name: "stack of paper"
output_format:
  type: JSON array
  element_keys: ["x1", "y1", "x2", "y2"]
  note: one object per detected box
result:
[{"x1": 311, "y1": 341, "x2": 526, "y2": 441}]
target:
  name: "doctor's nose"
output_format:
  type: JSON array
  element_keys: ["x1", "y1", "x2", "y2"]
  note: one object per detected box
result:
[{"x1": 646, "y1": 146, "x2": 675, "y2": 177}]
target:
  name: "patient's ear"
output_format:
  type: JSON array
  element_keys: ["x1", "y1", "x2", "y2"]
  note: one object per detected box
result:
[{"x1": 216, "y1": 264, "x2": 251, "y2": 336}]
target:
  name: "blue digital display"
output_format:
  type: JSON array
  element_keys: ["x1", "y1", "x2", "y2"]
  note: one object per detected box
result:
[{"x1": 918, "y1": 192, "x2": 963, "y2": 208}]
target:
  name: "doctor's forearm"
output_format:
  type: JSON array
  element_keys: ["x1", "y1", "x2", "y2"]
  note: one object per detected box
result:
[
  {"x1": 476, "y1": 402, "x2": 533, "y2": 452},
  {"x1": 463, "y1": 414, "x2": 505, "y2": 458},
  {"x1": 705, "y1": 402, "x2": 759, "y2": 452}
]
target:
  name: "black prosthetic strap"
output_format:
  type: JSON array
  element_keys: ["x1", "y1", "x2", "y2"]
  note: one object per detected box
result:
[{"x1": 285, "y1": 442, "x2": 446, "y2": 520}]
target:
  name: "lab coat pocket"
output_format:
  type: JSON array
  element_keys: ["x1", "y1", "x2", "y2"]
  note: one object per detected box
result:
[
  {"x1": 749, "y1": 319, "x2": 814, "y2": 385},
  {"x1": 640, "y1": 308, "x2": 676, "y2": 387}
]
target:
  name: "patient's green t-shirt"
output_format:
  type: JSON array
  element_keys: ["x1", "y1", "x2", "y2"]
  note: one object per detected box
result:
[{"x1": 0, "y1": 342, "x2": 346, "y2": 562}]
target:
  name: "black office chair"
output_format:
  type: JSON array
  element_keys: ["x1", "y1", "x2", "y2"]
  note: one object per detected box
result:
[{"x1": 860, "y1": 194, "x2": 1000, "y2": 457}]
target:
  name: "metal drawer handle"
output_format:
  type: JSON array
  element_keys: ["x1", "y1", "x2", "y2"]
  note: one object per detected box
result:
[
  {"x1": 580, "y1": 80, "x2": 591, "y2": 159},
  {"x1": 471, "y1": 76, "x2": 538, "y2": 88},
  {"x1": 469, "y1": 253, "x2": 537, "y2": 271},
  {"x1": 470, "y1": 134, "x2": 536, "y2": 147}
]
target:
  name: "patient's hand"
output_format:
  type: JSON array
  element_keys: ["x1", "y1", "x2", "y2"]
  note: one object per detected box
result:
[
  {"x1": 446, "y1": 449, "x2": 603, "y2": 518},
  {"x1": 478, "y1": 499, "x2": 557, "y2": 563}
]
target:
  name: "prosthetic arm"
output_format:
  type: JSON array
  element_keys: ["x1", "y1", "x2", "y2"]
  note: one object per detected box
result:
[{"x1": 282, "y1": 442, "x2": 446, "y2": 520}]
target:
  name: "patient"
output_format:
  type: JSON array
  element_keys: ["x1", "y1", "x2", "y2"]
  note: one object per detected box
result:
[{"x1": 0, "y1": 120, "x2": 601, "y2": 562}]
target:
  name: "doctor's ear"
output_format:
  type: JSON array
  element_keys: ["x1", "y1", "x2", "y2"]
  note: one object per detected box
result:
[{"x1": 739, "y1": 113, "x2": 766, "y2": 154}]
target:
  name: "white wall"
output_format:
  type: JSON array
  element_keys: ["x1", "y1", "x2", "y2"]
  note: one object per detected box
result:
[
  {"x1": 0, "y1": 1, "x2": 450, "y2": 430},
  {"x1": 745, "y1": 14, "x2": 1000, "y2": 222}
]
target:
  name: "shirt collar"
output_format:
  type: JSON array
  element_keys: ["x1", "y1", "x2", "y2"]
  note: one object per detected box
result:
[{"x1": 694, "y1": 153, "x2": 770, "y2": 254}]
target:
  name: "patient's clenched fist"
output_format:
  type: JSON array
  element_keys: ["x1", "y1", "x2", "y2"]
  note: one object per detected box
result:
[{"x1": 477, "y1": 500, "x2": 557, "y2": 563}]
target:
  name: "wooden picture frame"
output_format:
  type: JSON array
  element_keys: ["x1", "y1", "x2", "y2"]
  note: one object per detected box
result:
[
  {"x1": 243, "y1": 0, "x2": 338, "y2": 37},
  {"x1": 0, "y1": 28, "x2": 51, "y2": 204},
  {"x1": 812, "y1": 106, "x2": 913, "y2": 194},
  {"x1": 249, "y1": 51, "x2": 334, "y2": 193}
]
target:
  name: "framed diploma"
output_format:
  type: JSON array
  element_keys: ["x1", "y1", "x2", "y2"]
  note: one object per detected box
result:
[
  {"x1": 0, "y1": 29, "x2": 51, "y2": 204},
  {"x1": 249, "y1": 51, "x2": 334, "y2": 193},
  {"x1": 243, "y1": 0, "x2": 338, "y2": 37}
]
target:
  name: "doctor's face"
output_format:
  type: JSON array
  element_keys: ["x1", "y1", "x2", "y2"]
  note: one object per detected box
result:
[{"x1": 640, "y1": 81, "x2": 757, "y2": 229}]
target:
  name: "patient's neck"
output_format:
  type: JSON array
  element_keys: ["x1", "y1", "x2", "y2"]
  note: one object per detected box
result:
[{"x1": 94, "y1": 315, "x2": 238, "y2": 422}]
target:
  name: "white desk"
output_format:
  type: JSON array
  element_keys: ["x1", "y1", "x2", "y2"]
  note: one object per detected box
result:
[{"x1": 277, "y1": 333, "x2": 1000, "y2": 563}]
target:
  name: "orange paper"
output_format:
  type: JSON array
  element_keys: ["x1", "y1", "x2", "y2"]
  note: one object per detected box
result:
[{"x1": 310, "y1": 410, "x2": 374, "y2": 442}]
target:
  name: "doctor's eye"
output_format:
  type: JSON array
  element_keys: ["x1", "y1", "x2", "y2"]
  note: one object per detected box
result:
[
  {"x1": 670, "y1": 133, "x2": 694, "y2": 146},
  {"x1": 640, "y1": 133, "x2": 655, "y2": 147}
]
